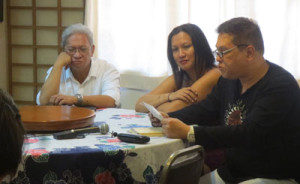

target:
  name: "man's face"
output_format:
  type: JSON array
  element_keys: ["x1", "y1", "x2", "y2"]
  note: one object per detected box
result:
[
  {"x1": 215, "y1": 33, "x2": 247, "y2": 79},
  {"x1": 64, "y1": 33, "x2": 95, "y2": 71}
]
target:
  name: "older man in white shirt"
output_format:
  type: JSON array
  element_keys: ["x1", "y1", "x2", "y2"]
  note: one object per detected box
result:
[{"x1": 37, "y1": 23, "x2": 120, "y2": 108}]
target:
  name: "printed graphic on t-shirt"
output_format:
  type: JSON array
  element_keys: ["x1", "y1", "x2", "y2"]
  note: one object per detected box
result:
[{"x1": 225, "y1": 100, "x2": 247, "y2": 126}]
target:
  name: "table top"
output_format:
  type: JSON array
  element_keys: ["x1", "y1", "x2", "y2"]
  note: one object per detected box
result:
[
  {"x1": 19, "y1": 106, "x2": 95, "y2": 131},
  {"x1": 6, "y1": 108, "x2": 186, "y2": 183}
]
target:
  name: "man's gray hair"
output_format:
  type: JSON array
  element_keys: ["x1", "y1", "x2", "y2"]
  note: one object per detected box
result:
[{"x1": 61, "y1": 23, "x2": 94, "y2": 48}]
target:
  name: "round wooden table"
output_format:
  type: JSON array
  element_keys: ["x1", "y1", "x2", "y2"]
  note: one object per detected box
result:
[{"x1": 19, "y1": 105, "x2": 96, "y2": 132}]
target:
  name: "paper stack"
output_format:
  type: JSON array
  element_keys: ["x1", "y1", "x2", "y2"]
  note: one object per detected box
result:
[{"x1": 128, "y1": 127, "x2": 163, "y2": 137}]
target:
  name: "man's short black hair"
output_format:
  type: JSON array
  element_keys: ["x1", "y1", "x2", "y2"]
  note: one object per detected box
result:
[{"x1": 217, "y1": 17, "x2": 265, "y2": 54}]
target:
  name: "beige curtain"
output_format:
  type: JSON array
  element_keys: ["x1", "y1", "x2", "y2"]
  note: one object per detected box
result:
[
  {"x1": 85, "y1": 0, "x2": 300, "y2": 88},
  {"x1": 84, "y1": 0, "x2": 99, "y2": 59}
]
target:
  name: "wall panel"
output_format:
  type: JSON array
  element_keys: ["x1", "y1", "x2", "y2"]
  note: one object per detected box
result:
[{"x1": 7, "y1": 0, "x2": 85, "y2": 105}]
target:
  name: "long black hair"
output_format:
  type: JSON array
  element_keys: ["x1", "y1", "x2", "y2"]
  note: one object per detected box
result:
[
  {"x1": 0, "y1": 89, "x2": 25, "y2": 178},
  {"x1": 167, "y1": 23, "x2": 215, "y2": 90}
]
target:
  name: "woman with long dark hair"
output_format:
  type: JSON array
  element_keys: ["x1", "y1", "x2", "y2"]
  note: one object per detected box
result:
[{"x1": 136, "y1": 23, "x2": 220, "y2": 113}]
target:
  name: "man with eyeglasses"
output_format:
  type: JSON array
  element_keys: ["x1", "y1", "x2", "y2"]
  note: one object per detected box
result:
[
  {"x1": 150, "y1": 17, "x2": 300, "y2": 183},
  {"x1": 36, "y1": 23, "x2": 120, "y2": 108}
]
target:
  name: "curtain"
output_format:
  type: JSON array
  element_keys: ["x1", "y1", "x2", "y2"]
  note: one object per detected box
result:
[{"x1": 85, "y1": 0, "x2": 300, "y2": 89}]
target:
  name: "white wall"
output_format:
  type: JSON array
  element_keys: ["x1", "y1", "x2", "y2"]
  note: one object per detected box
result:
[
  {"x1": 119, "y1": 73, "x2": 167, "y2": 110},
  {"x1": 120, "y1": 88, "x2": 150, "y2": 110},
  {"x1": 0, "y1": 0, "x2": 7, "y2": 91}
]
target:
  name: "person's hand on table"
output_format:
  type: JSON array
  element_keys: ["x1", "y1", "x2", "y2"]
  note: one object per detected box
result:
[
  {"x1": 149, "y1": 110, "x2": 190, "y2": 139},
  {"x1": 161, "y1": 118, "x2": 190, "y2": 139},
  {"x1": 149, "y1": 111, "x2": 169, "y2": 127},
  {"x1": 49, "y1": 94, "x2": 77, "y2": 106}
]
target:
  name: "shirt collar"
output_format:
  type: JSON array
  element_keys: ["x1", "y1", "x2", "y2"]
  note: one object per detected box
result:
[
  {"x1": 88, "y1": 58, "x2": 98, "y2": 77},
  {"x1": 65, "y1": 57, "x2": 97, "y2": 81},
  {"x1": 65, "y1": 67, "x2": 73, "y2": 80}
]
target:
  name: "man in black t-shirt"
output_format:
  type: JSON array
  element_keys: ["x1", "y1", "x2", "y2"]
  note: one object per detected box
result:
[{"x1": 150, "y1": 17, "x2": 300, "y2": 183}]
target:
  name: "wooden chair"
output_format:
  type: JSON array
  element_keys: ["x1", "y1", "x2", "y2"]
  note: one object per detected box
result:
[{"x1": 159, "y1": 145, "x2": 205, "y2": 184}]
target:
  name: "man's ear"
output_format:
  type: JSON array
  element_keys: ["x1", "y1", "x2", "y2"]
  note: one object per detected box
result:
[
  {"x1": 91, "y1": 45, "x2": 95, "y2": 56},
  {"x1": 246, "y1": 45, "x2": 256, "y2": 60}
]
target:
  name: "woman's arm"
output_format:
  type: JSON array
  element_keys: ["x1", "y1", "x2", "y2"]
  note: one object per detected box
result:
[
  {"x1": 135, "y1": 76, "x2": 176, "y2": 112},
  {"x1": 190, "y1": 68, "x2": 221, "y2": 101},
  {"x1": 157, "y1": 68, "x2": 221, "y2": 113}
]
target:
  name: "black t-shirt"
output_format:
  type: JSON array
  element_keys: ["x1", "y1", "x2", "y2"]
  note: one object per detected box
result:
[{"x1": 169, "y1": 61, "x2": 300, "y2": 182}]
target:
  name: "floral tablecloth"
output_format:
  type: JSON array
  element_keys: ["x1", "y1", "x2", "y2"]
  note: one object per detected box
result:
[{"x1": 2, "y1": 108, "x2": 185, "y2": 184}]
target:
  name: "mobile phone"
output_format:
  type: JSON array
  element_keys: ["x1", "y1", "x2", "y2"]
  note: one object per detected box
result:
[{"x1": 117, "y1": 133, "x2": 150, "y2": 144}]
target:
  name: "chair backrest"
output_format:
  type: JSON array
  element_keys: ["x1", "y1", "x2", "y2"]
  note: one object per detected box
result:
[{"x1": 159, "y1": 145, "x2": 205, "y2": 184}]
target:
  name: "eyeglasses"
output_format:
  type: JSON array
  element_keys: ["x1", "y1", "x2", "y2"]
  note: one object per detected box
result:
[
  {"x1": 213, "y1": 44, "x2": 248, "y2": 58},
  {"x1": 65, "y1": 47, "x2": 89, "y2": 55}
]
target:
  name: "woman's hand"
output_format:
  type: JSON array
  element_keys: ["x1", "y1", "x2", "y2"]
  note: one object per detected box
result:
[
  {"x1": 161, "y1": 117, "x2": 190, "y2": 139},
  {"x1": 169, "y1": 87, "x2": 198, "y2": 104}
]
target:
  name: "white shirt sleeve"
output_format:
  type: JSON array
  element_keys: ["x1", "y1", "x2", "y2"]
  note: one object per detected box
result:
[
  {"x1": 36, "y1": 67, "x2": 53, "y2": 105},
  {"x1": 99, "y1": 61, "x2": 121, "y2": 107}
]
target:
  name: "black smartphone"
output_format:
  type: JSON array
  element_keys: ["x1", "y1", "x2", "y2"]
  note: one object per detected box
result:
[{"x1": 117, "y1": 133, "x2": 150, "y2": 144}]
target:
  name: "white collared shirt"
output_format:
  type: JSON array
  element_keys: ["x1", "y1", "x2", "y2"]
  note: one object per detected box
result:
[{"x1": 36, "y1": 58, "x2": 120, "y2": 107}]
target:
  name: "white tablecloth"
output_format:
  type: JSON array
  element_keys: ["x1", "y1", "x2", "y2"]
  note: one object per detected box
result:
[{"x1": 3, "y1": 108, "x2": 186, "y2": 184}]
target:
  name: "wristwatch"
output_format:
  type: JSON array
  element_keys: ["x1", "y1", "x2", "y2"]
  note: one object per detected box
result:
[
  {"x1": 187, "y1": 126, "x2": 195, "y2": 143},
  {"x1": 75, "y1": 94, "x2": 83, "y2": 106}
]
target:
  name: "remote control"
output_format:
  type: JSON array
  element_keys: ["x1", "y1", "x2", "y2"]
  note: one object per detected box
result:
[
  {"x1": 142, "y1": 102, "x2": 163, "y2": 121},
  {"x1": 117, "y1": 133, "x2": 150, "y2": 144}
]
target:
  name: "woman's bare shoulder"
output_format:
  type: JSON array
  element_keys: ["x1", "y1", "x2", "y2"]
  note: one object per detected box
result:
[{"x1": 191, "y1": 68, "x2": 221, "y2": 90}]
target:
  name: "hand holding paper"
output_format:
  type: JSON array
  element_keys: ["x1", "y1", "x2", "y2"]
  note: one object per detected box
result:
[
  {"x1": 142, "y1": 102, "x2": 168, "y2": 127},
  {"x1": 142, "y1": 102, "x2": 163, "y2": 121}
]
